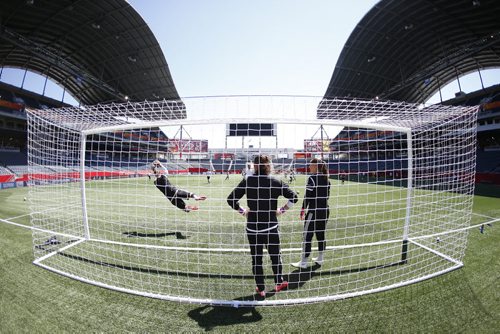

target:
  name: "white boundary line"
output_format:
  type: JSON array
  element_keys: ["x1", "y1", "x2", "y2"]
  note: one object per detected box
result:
[
  {"x1": 408, "y1": 239, "x2": 462, "y2": 266},
  {"x1": 70, "y1": 215, "x2": 499, "y2": 253},
  {"x1": 2, "y1": 214, "x2": 497, "y2": 253},
  {"x1": 1, "y1": 212, "x2": 32, "y2": 221},
  {"x1": 0, "y1": 218, "x2": 83, "y2": 240},
  {"x1": 0, "y1": 203, "x2": 81, "y2": 223},
  {"x1": 0, "y1": 218, "x2": 32, "y2": 230},
  {"x1": 410, "y1": 217, "x2": 500, "y2": 242},
  {"x1": 33, "y1": 239, "x2": 86, "y2": 263}
]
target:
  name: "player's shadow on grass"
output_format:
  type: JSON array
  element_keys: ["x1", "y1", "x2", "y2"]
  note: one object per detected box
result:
[
  {"x1": 56, "y1": 252, "x2": 403, "y2": 282},
  {"x1": 188, "y1": 304, "x2": 262, "y2": 332},
  {"x1": 285, "y1": 261, "x2": 404, "y2": 290},
  {"x1": 285, "y1": 263, "x2": 321, "y2": 289},
  {"x1": 123, "y1": 231, "x2": 187, "y2": 239}
]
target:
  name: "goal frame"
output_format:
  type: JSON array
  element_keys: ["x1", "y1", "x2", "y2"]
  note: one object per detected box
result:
[{"x1": 27, "y1": 97, "x2": 477, "y2": 306}]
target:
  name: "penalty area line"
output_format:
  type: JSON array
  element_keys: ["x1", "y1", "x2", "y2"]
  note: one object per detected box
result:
[
  {"x1": 0, "y1": 217, "x2": 32, "y2": 230},
  {"x1": 0, "y1": 217, "x2": 83, "y2": 240}
]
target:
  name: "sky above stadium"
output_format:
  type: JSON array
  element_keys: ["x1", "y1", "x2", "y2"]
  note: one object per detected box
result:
[{"x1": 128, "y1": 0, "x2": 379, "y2": 97}]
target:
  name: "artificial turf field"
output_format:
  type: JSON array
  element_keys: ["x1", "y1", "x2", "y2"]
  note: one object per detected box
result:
[{"x1": 0, "y1": 177, "x2": 499, "y2": 332}]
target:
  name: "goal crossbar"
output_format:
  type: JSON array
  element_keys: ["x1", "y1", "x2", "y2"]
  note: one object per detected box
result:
[{"x1": 81, "y1": 118, "x2": 410, "y2": 135}]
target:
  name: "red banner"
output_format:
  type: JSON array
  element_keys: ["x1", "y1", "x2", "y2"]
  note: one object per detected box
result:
[{"x1": 0, "y1": 99, "x2": 24, "y2": 111}]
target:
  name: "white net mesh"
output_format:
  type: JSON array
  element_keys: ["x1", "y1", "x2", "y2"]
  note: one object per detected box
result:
[{"x1": 28, "y1": 96, "x2": 477, "y2": 306}]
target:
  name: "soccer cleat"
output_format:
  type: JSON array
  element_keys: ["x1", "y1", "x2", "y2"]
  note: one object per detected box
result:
[
  {"x1": 291, "y1": 260, "x2": 308, "y2": 269},
  {"x1": 255, "y1": 287, "x2": 266, "y2": 297},
  {"x1": 275, "y1": 281, "x2": 288, "y2": 292},
  {"x1": 312, "y1": 256, "x2": 324, "y2": 266}
]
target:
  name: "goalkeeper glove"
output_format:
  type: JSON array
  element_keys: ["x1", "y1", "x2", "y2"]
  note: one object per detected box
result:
[
  {"x1": 277, "y1": 207, "x2": 286, "y2": 216},
  {"x1": 185, "y1": 205, "x2": 199, "y2": 212},
  {"x1": 238, "y1": 207, "x2": 248, "y2": 216},
  {"x1": 192, "y1": 194, "x2": 207, "y2": 201},
  {"x1": 151, "y1": 160, "x2": 162, "y2": 172}
]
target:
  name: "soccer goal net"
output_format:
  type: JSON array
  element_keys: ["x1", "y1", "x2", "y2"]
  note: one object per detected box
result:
[{"x1": 27, "y1": 96, "x2": 477, "y2": 306}]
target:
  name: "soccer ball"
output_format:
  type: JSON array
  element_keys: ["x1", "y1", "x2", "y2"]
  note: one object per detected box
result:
[
  {"x1": 436, "y1": 237, "x2": 441, "y2": 243},
  {"x1": 23, "y1": 197, "x2": 27, "y2": 201}
]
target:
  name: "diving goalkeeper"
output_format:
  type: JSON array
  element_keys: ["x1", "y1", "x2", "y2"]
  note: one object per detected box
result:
[{"x1": 150, "y1": 159, "x2": 206, "y2": 212}]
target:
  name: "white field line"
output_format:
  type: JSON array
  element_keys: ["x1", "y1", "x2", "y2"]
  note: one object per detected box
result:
[{"x1": 2, "y1": 210, "x2": 497, "y2": 253}]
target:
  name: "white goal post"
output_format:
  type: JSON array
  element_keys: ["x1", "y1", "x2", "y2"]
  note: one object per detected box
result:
[{"x1": 27, "y1": 96, "x2": 478, "y2": 306}]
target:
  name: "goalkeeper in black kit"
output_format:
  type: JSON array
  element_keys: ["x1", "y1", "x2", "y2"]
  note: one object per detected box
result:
[
  {"x1": 150, "y1": 160, "x2": 206, "y2": 212},
  {"x1": 292, "y1": 158, "x2": 331, "y2": 268},
  {"x1": 227, "y1": 154, "x2": 298, "y2": 297}
]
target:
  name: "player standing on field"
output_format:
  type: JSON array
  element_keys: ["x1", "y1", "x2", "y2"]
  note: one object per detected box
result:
[
  {"x1": 292, "y1": 158, "x2": 331, "y2": 268},
  {"x1": 227, "y1": 154, "x2": 298, "y2": 297},
  {"x1": 150, "y1": 160, "x2": 206, "y2": 212}
]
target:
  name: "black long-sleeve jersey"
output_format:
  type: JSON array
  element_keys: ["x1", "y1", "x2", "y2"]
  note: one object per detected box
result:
[
  {"x1": 227, "y1": 175, "x2": 298, "y2": 232},
  {"x1": 302, "y1": 174, "x2": 331, "y2": 211},
  {"x1": 154, "y1": 175, "x2": 193, "y2": 211}
]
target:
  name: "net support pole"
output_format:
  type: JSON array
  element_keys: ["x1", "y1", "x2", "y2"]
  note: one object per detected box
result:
[
  {"x1": 80, "y1": 133, "x2": 90, "y2": 240},
  {"x1": 401, "y1": 130, "x2": 413, "y2": 263}
]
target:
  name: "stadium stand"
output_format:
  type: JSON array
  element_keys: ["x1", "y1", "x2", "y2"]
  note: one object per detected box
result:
[
  {"x1": 0, "y1": 166, "x2": 13, "y2": 174},
  {"x1": 0, "y1": 151, "x2": 27, "y2": 166},
  {"x1": 476, "y1": 151, "x2": 500, "y2": 173}
]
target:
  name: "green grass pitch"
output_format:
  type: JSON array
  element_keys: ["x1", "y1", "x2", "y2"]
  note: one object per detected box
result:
[{"x1": 1, "y1": 176, "x2": 499, "y2": 332}]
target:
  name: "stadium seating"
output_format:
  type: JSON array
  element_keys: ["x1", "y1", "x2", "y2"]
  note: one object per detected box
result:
[
  {"x1": 0, "y1": 166, "x2": 13, "y2": 175},
  {"x1": 0, "y1": 151, "x2": 27, "y2": 165},
  {"x1": 7, "y1": 165, "x2": 50, "y2": 176},
  {"x1": 476, "y1": 150, "x2": 500, "y2": 172}
]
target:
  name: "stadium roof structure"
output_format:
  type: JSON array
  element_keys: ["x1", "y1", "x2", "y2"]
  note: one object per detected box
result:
[
  {"x1": 324, "y1": 0, "x2": 500, "y2": 104},
  {"x1": 0, "y1": 0, "x2": 181, "y2": 106}
]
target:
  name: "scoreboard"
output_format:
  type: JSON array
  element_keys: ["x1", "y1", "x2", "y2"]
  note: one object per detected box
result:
[{"x1": 226, "y1": 123, "x2": 276, "y2": 137}]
